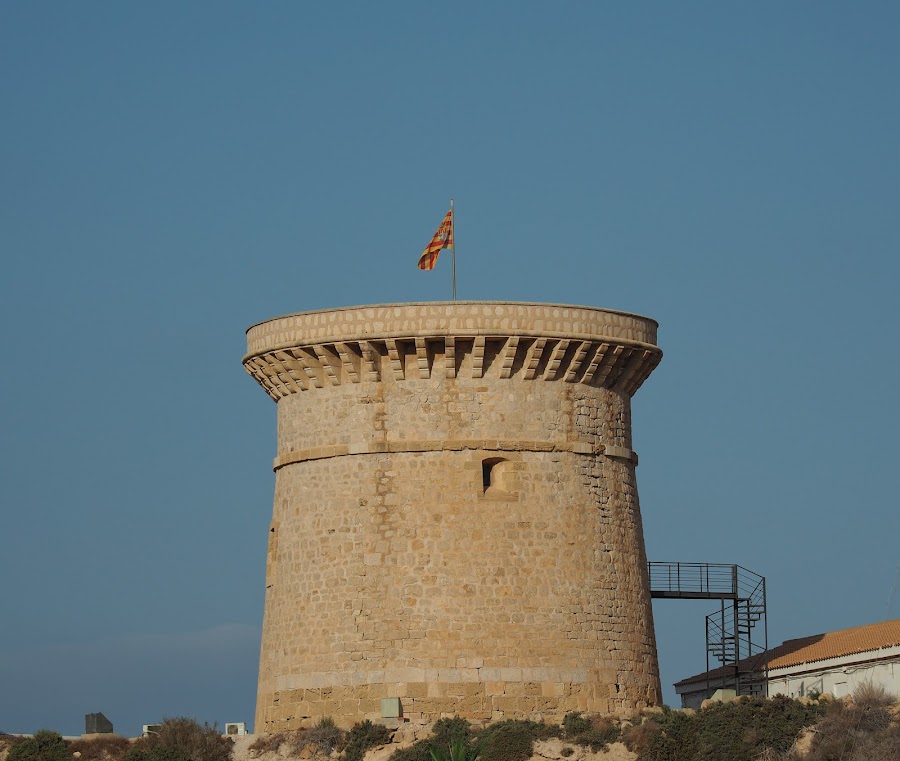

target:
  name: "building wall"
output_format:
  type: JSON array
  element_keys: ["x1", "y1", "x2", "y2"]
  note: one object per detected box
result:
[
  {"x1": 769, "y1": 649, "x2": 900, "y2": 699},
  {"x1": 244, "y1": 302, "x2": 663, "y2": 729},
  {"x1": 676, "y1": 647, "x2": 900, "y2": 707}
]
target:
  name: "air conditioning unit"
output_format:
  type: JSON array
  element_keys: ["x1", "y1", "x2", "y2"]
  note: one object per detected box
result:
[{"x1": 225, "y1": 723, "x2": 247, "y2": 736}]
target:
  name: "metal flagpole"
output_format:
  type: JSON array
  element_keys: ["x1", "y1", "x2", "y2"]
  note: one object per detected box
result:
[{"x1": 450, "y1": 198, "x2": 456, "y2": 301}]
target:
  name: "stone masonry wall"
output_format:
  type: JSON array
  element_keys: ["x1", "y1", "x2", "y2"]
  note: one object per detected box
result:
[{"x1": 245, "y1": 302, "x2": 663, "y2": 730}]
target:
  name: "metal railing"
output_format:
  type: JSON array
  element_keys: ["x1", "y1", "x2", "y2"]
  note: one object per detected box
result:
[
  {"x1": 648, "y1": 561, "x2": 764, "y2": 600},
  {"x1": 648, "y1": 561, "x2": 769, "y2": 699}
]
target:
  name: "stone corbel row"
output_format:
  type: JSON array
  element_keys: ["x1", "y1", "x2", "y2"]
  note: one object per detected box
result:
[{"x1": 245, "y1": 335, "x2": 661, "y2": 401}]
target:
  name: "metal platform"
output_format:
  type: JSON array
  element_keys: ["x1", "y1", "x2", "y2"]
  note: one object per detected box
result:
[{"x1": 649, "y1": 561, "x2": 768, "y2": 697}]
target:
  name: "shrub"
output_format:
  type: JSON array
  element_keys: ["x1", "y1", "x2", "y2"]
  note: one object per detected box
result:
[
  {"x1": 476, "y1": 720, "x2": 557, "y2": 761},
  {"x1": 249, "y1": 720, "x2": 346, "y2": 758},
  {"x1": 431, "y1": 718, "x2": 472, "y2": 747},
  {"x1": 126, "y1": 717, "x2": 231, "y2": 761},
  {"x1": 846, "y1": 722, "x2": 900, "y2": 761},
  {"x1": 628, "y1": 710, "x2": 695, "y2": 761},
  {"x1": 561, "y1": 713, "x2": 591, "y2": 738},
  {"x1": 475, "y1": 725, "x2": 531, "y2": 761},
  {"x1": 428, "y1": 737, "x2": 481, "y2": 761},
  {"x1": 570, "y1": 718, "x2": 619, "y2": 751},
  {"x1": 305, "y1": 718, "x2": 345, "y2": 755},
  {"x1": 68, "y1": 735, "x2": 130, "y2": 761},
  {"x1": 390, "y1": 718, "x2": 556, "y2": 761},
  {"x1": 8, "y1": 730, "x2": 70, "y2": 761},
  {"x1": 342, "y1": 720, "x2": 391, "y2": 761},
  {"x1": 695, "y1": 697, "x2": 825, "y2": 760},
  {"x1": 808, "y1": 699, "x2": 892, "y2": 761},
  {"x1": 851, "y1": 680, "x2": 896, "y2": 709},
  {"x1": 620, "y1": 719, "x2": 664, "y2": 757},
  {"x1": 389, "y1": 741, "x2": 434, "y2": 761},
  {"x1": 561, "y1": 713, "x2": 619, "y2": 750},
  {"x1": 126, "y1": 747, "x2": 189, "y2": 761},
  {"x1": 391, "y1": 718, "x2": 473, "y2": 761},
  {"x1": 618, "y1": 697, "x2": 826, "y2": 761},
  {"x1": 247, "y1": 731, "x2": 288, "y2": 756}
]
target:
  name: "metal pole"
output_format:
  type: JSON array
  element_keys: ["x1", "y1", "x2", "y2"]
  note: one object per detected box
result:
[
  {"x1": 706, "y1": 616, "x2": 711, "y2": 702},
  {"x1": 450, "y1": 198, "x2": 456, "y2": 301},
  {"x1": 733, "y1": 599, "x2": 740, "y2": 694},
  {"x1": 720, "y1": 598, "x2": 726, "y2": 693},
  {"x1": 763, "y1": 576, "x2": 769, "y2": 697}
]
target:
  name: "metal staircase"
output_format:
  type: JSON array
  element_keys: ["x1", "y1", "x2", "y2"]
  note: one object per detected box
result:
[{"x1": 649, "y1": 562, "x2": 768, "y2": 697}]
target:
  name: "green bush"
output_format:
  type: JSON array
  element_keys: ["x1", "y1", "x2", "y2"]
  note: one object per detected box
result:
[
  {"x1": 390, "y1": 718, "x2": 473, "y2": 761},
  {"x1": 389, "y1": 741, "x2": 434, "y2": 761},
  {"x1": 561, "y1": 713, "x2": 619, "y2": 750},
  {"x1": 392, "y1": 698, "x2": 900, "y2": 761},
  {"x1": 476, "y1": 720, "x2": 557, "y2": 761},
  {"x1": 126, "y1": 747, "x2": 189, "y2": 761},
  {"x1": 428, "y1": 718, "x2": 481, "y2": 761},
  {"x1": 428, "y1": 737, "x2": 481, "y2": 761},
  {"x1": 570, "y1": 718, "x2": 619, "y2": 751},
  {"x1": 126, "y1": 717, "x2": 232, "y2": 761},
  {"x1": 561, "y1": 713, "x2": 592, "y2": 738},
  {"x1": 390, "y1": 717, "x2": 557, "y2": 761},
  {"x1": 8, "y1": 730, "x2": 70, "y2": 761},
  {"x1": 626, "y1": 709, "x2": 697, "y2": 761},
  {"x1": 342, "y1": 720, "x2": 391, "y2": 761},
  {"x1": 618, "y1": 697, "x2": 826, "y2": 761},
  {"x1": 431, "y1": 717, "x2": 472, "y2": 746}
]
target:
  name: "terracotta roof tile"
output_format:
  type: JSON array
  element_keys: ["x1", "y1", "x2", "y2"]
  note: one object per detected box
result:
[
  {"x1": 767, "y1": 618, "x2": 900, "y2": 669},
  {"x1": 675, "y1": 618, "x2": 900, "y2": 688}
]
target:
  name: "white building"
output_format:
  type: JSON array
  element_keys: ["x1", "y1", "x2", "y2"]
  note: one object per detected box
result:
[{"x1": 675, "y1": 618, "x2": 900, "y2": 709}]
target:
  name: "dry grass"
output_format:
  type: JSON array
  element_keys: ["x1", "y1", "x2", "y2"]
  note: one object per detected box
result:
[
  {"x1": 247, "y1": 731, "x2": 293, "y2": 756},
  {"x1": 68, "y1": 736, "x2": 130, "y2": 761},
  {"x1": 851, "y1": 680, "x2": 897, "y2": 709},
  {"x1": 248, "y1": 719, "x2": 345, "y2": 758},
  {"x1": 128, "y1": 718, "x2": 232, "y2": 761}
]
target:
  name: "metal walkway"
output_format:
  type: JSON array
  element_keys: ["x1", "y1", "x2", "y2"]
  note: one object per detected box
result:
[{"x1": 649, "y1": 561, "x2": 768, "y2": 697}]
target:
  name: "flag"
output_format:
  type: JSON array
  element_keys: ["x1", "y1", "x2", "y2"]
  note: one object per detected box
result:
[{"x1": 417, "y1": 208, "x2": 454, "y2": 270}]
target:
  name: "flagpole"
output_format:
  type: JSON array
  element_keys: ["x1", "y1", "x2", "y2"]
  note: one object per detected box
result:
[{"x1": 450, "y1": 198, "x2": 456, "y2": 301}]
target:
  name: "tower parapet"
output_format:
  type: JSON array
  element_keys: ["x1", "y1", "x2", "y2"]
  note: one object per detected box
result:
[{"x1": 244, "y1": 302, "x2": 663, "y2": 730}]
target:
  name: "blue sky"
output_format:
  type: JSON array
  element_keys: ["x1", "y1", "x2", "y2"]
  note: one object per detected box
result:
[{"x1": 1, "y1": 1, "x2": 898, "y2": 737}]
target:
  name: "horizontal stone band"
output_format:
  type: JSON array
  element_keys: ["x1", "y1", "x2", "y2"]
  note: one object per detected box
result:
[
  {"x1": 274, "y1": 440, "x2": 636, "y2": 470},
  {"x1": 270, "y1": 666, "x2": 590, "y2": 693}
]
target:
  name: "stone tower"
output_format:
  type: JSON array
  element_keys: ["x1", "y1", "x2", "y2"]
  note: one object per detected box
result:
[{"x1": 243, "y1": 302, "x2": 663, "y2": 730}]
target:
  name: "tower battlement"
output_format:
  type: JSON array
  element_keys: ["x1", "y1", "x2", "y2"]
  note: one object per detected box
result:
[
  {"x1": 245, "y1": 301, "x2": 663, "y2": 730},
  {"x1": 244, "y1": 301, "x2": 660, "y2": 399}
]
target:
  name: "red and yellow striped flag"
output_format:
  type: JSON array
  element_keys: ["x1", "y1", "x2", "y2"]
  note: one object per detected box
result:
[{"x1": 417, "y1": 208, "x2": 454, "y2": 270}]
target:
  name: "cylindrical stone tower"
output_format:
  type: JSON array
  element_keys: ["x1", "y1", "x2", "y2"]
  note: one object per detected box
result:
[{"x1": 243, "y1": 302, "x2": 662, "y2": 730}]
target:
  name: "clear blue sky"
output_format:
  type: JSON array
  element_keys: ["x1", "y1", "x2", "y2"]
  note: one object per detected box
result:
[{"x1": 2, "y1": 1, "x2": 898, "y2": 738}]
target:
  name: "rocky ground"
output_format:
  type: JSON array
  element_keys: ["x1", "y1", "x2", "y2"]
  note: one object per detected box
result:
[{"x1": 230, "y1": 733, "x2": 636, "y2": 761}]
